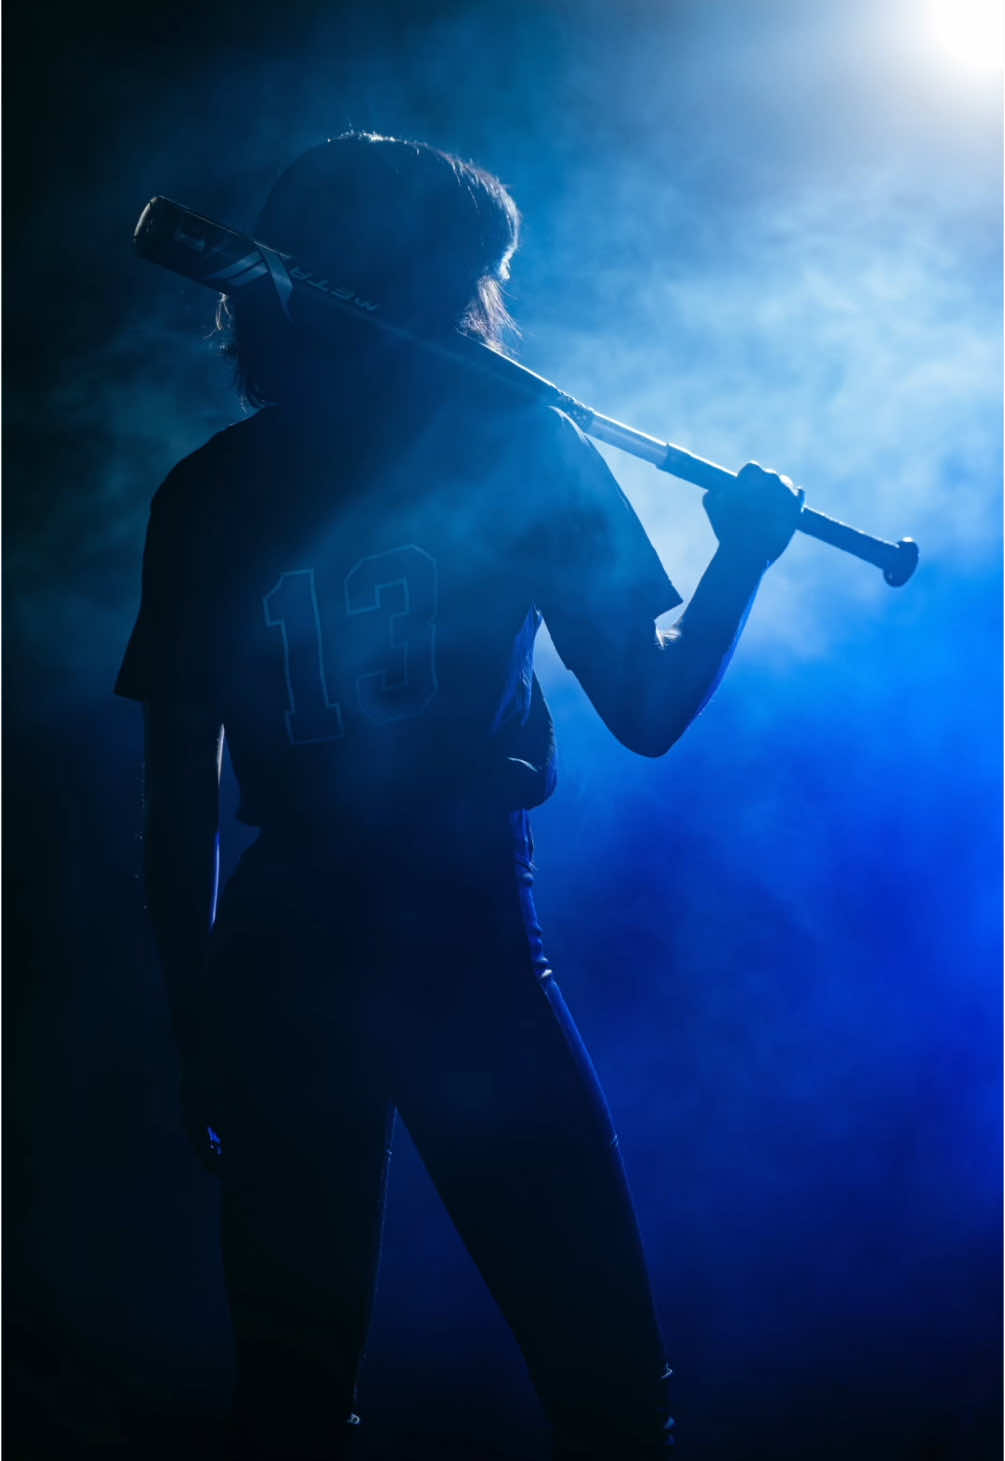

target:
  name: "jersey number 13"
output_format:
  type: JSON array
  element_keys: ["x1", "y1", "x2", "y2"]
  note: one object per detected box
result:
[{"x1": 263, "y1": 544, "x2": 438, "y2": 744}]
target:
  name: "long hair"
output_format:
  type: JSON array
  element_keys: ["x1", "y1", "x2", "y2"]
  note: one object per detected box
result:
[{"x1": 218, "y1": 132, "x2": 521, "y2": 407}]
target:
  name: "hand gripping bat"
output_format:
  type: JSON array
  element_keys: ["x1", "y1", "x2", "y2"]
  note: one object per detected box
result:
[{"x1": 133, "y1": 196, "x2": 919, "y2": 587}]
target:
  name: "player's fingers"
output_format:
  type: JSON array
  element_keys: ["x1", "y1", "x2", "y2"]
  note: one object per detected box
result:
[
  {"x1": 735, "y1": 463, "x2": 802, "y2": 510},
  {"x1": 737, "y1": 461, "x2": 786, "y2": 488},
  {"x1": 736, "y1": 460, "x2": 765, "y2": 485}
]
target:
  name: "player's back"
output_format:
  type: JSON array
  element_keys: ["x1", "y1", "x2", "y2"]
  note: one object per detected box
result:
[
  {"x1": 118, "y1": 342, "x2": 680, "y2": 853},
  {"x1": 137, "y1": 357, "x2": 552, "y2": 839}
]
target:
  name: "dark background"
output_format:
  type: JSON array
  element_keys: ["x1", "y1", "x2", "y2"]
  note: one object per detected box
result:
[{"x1": 4, "y1": 2, "x2": 1001, "y2": 1458}]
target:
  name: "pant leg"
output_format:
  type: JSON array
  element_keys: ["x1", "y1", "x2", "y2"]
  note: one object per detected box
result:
[
  {"x1": 209, "y1": 843, "x2": 394, "y2": 1460},
  {"x1": 387, "y1": 813, "x2": 673, "y2": 1458}
]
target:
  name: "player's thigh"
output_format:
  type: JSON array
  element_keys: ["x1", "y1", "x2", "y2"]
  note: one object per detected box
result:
[
  {"x1": 208, "y1": 858, "x2": 394, "y2": 1313},
  {"x1": 208, "y1": 840, "x2": 389, "y2": 1124},
  {"x1": 395, "y1": 962, "x2": 664, "y2": 1373}
]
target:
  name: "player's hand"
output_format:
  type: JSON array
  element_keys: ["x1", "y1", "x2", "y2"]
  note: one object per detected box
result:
[{"x1": 703, "y1": 462, "x2": 804, "y2": 567}]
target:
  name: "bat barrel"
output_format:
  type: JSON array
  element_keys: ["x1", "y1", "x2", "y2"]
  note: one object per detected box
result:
[
  {"x1": 797, "y1": 510, "x2": 919, "y2": 585},
  {"x1": 133, "y1": 197, "x2": 265, "y2": 286}
]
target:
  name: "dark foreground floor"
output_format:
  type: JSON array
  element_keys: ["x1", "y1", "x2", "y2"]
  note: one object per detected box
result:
[{"x1": 6, "y1": 1339, "x2": 1001, "y2": 1461}]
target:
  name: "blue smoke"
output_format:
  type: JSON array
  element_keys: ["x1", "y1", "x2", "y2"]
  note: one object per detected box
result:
[{"x1": 6, "y1": 1, "x2": 1000, "y2": 1457}]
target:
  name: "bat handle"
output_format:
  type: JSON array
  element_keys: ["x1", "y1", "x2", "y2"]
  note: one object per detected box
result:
[
  {"x1": 797, "y1": 507, "x2": 919, "y2": 586},
  {"x1": 656, "y1": 447, "x2": 920, "y2": 587}
]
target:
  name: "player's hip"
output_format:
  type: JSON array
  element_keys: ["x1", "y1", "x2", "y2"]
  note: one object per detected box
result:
[{"x1": 208, "y1": 804, "x2": 546, "y2": 995}]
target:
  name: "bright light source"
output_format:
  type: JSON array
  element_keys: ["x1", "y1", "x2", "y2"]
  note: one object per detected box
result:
[{"x1": 926, "y1": 0, "x2": 1003, "y2": 74}]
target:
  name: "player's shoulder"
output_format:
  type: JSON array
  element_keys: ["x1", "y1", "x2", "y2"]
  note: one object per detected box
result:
[
  {"x1": 460, "y1": 378, "x2": 602, "y2": 494},
  {"x1": 527, "y1": 401, "x2": 622, "y2": 516},
  {"x1": 539, "y1": 402, "x2": 602, "y2": 466},
  {"x1": 427, "y1": 350, "x2": 576, "y2": 445},
  {"x1": 476, "y1": 384, "x2": 587, "y2": 451},
  {"x1": 149, "y1": 410, "x2": 276, "y2": 519}
]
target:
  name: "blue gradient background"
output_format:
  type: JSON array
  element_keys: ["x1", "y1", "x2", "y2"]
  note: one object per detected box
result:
[{"x1": 4, "y1": 2, "x2": 1001, "y2": 1458}]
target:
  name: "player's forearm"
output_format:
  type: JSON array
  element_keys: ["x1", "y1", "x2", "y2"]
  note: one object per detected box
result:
[
  {"x1": 638, "y1": 544, "x2": 766, "y2": 754},
  {"x1": 629, "y1": 459, "x2": 804, "y2": 752}
]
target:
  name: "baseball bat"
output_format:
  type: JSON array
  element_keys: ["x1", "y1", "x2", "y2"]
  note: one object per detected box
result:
[{"x1": 133, "y1": 195, "x2": 919, "y2": 587}]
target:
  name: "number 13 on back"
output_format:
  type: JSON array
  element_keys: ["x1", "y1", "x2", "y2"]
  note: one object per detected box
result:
[{"x1": 263, "y1": 544, "x2": 439, "y2": 745}]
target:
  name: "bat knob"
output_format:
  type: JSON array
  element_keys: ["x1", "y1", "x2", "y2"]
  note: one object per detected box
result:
[{"x1": 884, "y1": 537, "x2": 919, "y2": 587}]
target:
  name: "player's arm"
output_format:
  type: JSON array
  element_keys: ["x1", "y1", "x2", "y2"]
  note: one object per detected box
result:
[
  {"x1": 554, "y1": 464, "x2": 803, "y2": 757},
  {"x1": 142, "y1": 700, "x2": 224, "y2": 1065}
]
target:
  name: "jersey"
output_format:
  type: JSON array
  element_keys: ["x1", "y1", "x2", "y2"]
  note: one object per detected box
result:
[{"x1": 115, "y1": 358, "x2": 681, "y2": 835}]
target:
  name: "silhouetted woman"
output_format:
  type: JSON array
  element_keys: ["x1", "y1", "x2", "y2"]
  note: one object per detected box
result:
[{"x1": 118, "y1": 132, "x2": 801, "y2": 1459}]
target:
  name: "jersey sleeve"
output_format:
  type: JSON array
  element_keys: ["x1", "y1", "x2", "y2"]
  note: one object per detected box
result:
[
  {"x1": 114, "y1": 464, "x2": 219, "y2": 706},
  {"x1": 529, "y1": 409, "x2": 682, "y2": 672}
]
